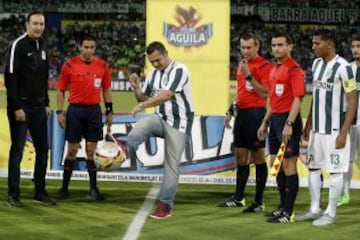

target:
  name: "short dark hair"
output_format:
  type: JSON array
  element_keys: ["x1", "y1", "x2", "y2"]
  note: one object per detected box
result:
[
  {"x1": 313, "y1": 29, "x2": 336, "y2": 45},
  {"x1": 79, "y1": 34, "x2": 96, "y2": 45},
  {"x1": 26, "y1": 11, "x2": 44, "y2": 23},
  {"x1": 240, "y1": 32, "x2": 259, "y2": 46},
  {"x1": 352, "y1": 34, "x2": 360, "y2": 42},
  {"x1": 272, "y1": 31, "x2": 293, "y2": 44},
  {"x1": 146, "y1": 41, "x2": 167, "y2": 55}
]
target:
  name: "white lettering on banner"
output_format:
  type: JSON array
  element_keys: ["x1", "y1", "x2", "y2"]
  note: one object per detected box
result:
[
  {"x1": 218, "y1": 125, "x2": 234, "y2": 156},
  {"x1": 63, "y1": 116, "x2": 233, "y2": 169},
  {"x1": 190, "y1": 119, "x2": 218, "y2": 160},
  {"x1": 127, "y1": 117, "x2": 232, "y2": 167},
  {"x1": 231, "y1": 5, "x2": 255, "y2": 16},
  {"x1": 270, "y1": 8, "x2": 347, "y2": 22},
  {"x1": 20, "y1": 170, "x2": 32, "y2": 176},
  {"x1": 188, "y1": 117, "x2": 233, "y2": 161},
  {"x1": 169, "y1": 32, "x2": 206, "y2": 45},
  {"x1": 59, "y1": 3, "x2": 129, "y2": 13},
  {"x1": 17, "y1": 169, "x2": 360, "y2": 189}
]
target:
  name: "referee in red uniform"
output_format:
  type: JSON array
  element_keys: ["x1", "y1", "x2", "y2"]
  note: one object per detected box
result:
[
  {"x1": 258, "y1": 31, "x2": 305, "y2": 223},
  {"x1": 217, "y1": 33, "x2": 271, "y2": 212},
  {"x1": 56, "y1": 34, "x2": 113, "y2": 200}
]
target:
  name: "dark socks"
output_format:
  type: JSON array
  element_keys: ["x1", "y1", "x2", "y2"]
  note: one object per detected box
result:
[
  {"x1": 255, "y1": 163, "x2": 268, "y2": 204},
  {"x1": 276, "y1": 170, "x2": 286, "y2": 208},
  {"x1": 62, "y1": 159, "x2": 76, "y2": 190},
  {"x1": 234, "y1": 165, "x2": 249, "y2": 200},
  {"x1": 87, "y1": 159, "x2": 98, "y2": 189},
  {"x1": 283, "y1": 174, "x2": 299, "y2": 215}
]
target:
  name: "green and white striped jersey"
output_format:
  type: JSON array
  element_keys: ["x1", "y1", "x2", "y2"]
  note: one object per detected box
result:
[
  {"x1": 143, "y1": 60, "x2": 194, "y2": 134},
  {"x1": 352, "y1": 62, "x2": 360, "y2": 126},
  {"x1": 311, "y1": 55, "x2": 354, "y2": 134}
]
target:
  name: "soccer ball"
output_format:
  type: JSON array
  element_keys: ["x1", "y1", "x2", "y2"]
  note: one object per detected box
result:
[{"x1": 94, "y1": 141, "x2": 126, "y2": 171}]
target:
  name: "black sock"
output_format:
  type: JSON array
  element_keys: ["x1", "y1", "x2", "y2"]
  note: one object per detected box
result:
[
  {"x1": 233, "y1": 165, "x2": 249, "y2": 201},
  {"x1": 255, "y1": 163, "x2": 268, "y2": 204},
  {"x1": 87, "y1": 159, "x2": 97, "y2": 189},
  {"x1": 276, "y1": 170, "x2": 286, "y2": 208},
  {"x1": 283, "y1": 174, "x2": 299, "y2": 215},
  {"x1": 62, "y1": 159, "x2": 76, "y2": 190}
]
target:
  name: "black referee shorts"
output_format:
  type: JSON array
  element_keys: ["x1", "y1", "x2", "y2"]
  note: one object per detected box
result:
[
  {"x1": 65, "y1": 104, "x2": 103, "y2": 143},
  {"x1": 233, "y1": 107, "x2": 266, "y2": 149},
  {"x1": 269, "y1": 113, "x2": 302, "y2": 157}
]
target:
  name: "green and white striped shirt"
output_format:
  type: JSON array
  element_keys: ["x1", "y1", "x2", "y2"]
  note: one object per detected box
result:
[
  {"x1": 352, "y1": 62, "x2": 360, "y2": 126},
  {"x1": 311, "y1": 55, "x2": 354, "y2": 134},
  {"x1": 143, "y1": 60, "x2": 194, "y2": 134}
]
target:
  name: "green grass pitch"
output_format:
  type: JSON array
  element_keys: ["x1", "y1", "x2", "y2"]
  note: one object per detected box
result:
[{"x1": 1, "y1": 90, "x2": 357, "y2": 239}]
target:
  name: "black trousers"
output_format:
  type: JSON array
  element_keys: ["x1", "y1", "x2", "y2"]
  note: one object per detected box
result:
[{"x1": 7, "y1": 104, "x2": 48, "y2": 198}]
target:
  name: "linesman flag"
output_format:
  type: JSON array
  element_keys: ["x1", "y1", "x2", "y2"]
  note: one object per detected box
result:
[{"x1": 269, "y1": 142, "x2": 286, "y2": 176}]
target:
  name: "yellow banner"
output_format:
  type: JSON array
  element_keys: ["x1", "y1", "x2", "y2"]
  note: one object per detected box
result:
[
  {"x1": 0, "y1": 109, "x2": 48, "y2": 170},
  {"x1": 0, "y1": 109, "x2": 10, "y2": 168},
  {"x1": 146, "y1": 0, "x2": 230, "y2": 114}
]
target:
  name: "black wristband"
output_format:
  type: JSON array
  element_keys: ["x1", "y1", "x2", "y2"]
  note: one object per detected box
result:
[
  {"x1": 56, "y1": 110, "x2": 63, "y2": 115},
  {"x1": 263, "y1": 119, "x2": 270, "y2": 125},
  {"x1": 227, "y1": 103, "x2": 234, "y2": 116},
  {"x1": 105, "y1": 102, "x2": 113, "y2": 115}
]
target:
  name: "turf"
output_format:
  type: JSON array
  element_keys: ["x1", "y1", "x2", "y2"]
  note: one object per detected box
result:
[
  {"x1": 0, "y1": 90, "x2": 137, "y2": 113},
  {"x1": 0, "y1": 178, "x2": 359, "y2": 240}
]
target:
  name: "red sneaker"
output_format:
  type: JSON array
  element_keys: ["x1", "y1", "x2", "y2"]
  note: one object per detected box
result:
[{"x1": 149, "y1": 202, "x2": 172, "y2": 219}]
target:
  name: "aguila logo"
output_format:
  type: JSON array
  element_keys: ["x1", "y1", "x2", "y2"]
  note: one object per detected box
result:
[{"x1": 163, "y1": 5, "x2": 213, "y2": 47}]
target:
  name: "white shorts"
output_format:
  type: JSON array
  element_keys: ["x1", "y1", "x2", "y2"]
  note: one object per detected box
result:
[
  {"x1": 350, "y1": 125, "x2": 360, "y2": 165},
  {"x1": 307, "y1": 131, "x2": 350, "y2": 173}
]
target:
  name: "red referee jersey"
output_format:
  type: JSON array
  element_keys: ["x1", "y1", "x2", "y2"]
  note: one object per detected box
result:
[
  {"x1": 236, "y1": 56, "x2": 272, "y2": 108},
  {"x1": 269, "y1": 57, "x2": 305, "y2": 113},
  {"x1": 58, "y1": 56, "x2": 111, "y2": 104}
]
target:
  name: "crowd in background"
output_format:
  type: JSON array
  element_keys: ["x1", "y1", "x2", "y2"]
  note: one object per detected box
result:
[
  {"x1": 0, "y1": 0, "x2": 145, "y2": 12},
  {"x1": 1, "y1": 0, "x2": 360, "y2": 82},
  {"x1": 0, "y1": 15, "x2": 145, "y2": 82},
  {"x1": 230, "y1": 19, "x2": 360, "y2": 80},
  {"x1": 2, "y1": 0, "x2": 356, "y2": 9},
  {"x1": 60, "y1": 22, "x2": 145, "y2": 79}
]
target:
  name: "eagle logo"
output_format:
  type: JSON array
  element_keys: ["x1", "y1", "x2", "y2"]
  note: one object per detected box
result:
[
  {"x1": 163, "y1": 5, "x2": 213, "y2": 47},
  {"x1": 175, "y1": 5, "x2": 201, "y2": 27}
]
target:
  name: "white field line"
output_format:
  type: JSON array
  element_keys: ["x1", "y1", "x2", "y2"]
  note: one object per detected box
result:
[{"x1": 122, "y1": 184, "x2": 160, "y2": 240}]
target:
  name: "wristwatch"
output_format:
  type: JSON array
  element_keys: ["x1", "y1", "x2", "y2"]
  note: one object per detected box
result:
[
  {"x1": 56, "y1": 110, "x2": 63, "y2": 115},
  {"x1": 286, "y1": 120, "x2": 293, "y2": 127},
  {"x1": 246, "y1": 74, "x2": 253, "y2": 82}
]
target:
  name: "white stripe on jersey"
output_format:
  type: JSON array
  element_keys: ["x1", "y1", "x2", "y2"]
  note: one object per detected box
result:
[
  {"x1": 142, "y1": 60, "x2": 194, "y2": 133},
  {"x1": 312, "y1": 55, "x2": 352, "y2": 134},
  {"x1": 352, "y1": 62, "x2": 360, "y2": 125},
  {"x1": 9, "y1": 33, "x2": 27, "y2": 73}
]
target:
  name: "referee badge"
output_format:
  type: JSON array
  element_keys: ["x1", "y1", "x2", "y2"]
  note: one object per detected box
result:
[
  {"x1": 245, "y1": 80, "x2": 254, "y2": 91},
  {"x1": 94, "y1": 77, "x2": 102, "y2": 88},
  {"x1": 275, "y1": 84, "x2": 284, "y2": 96},
  {"x1": 41, "y1": 50, "x2": 46, "y2": 60}
]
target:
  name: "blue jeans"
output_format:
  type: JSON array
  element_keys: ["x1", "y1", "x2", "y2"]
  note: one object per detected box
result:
[
  {"x1": 127, "y1": 115, "x2": 187, "y2": 208},
  {"x1": 7, "y1": 104, "x2": 49, "y2": 198}
]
